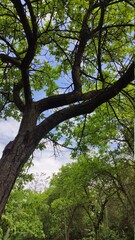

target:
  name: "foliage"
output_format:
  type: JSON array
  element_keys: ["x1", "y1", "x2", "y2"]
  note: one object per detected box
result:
[
  {"x1": 0, "y1": 144, "x2": 134, "y2": 240},
  {"x1": 0, "y1": 0, "x2": 134, "y2": 120},
  {"x1": 0, "y1": 0, "x2": 134, "y2": 222},
  {"x1": 0, "y1": 189, "x2": 45, "y2": 240}
]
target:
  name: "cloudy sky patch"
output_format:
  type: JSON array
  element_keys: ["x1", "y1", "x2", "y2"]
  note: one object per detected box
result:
[{"x1": 0, "y1": 118, "x2": 72, "y2": 179}]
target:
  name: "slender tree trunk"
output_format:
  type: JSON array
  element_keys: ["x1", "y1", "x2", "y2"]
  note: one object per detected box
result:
[
  {"x1": 65, "y1": 221, "x2": 70, "y2": 240},
  {"x1": 65, "y1": 231, "x2": 69, "y2": 240},
  {"x1": 95, "y1": 228, "x2": 99, "y2": 240}
]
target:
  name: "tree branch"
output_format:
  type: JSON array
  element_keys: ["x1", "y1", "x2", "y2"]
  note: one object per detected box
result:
[
  {"x1": 36, "y1": 90, "x2": 102, "y2": 114},
  {"x1": 10, "y1": 0, "x2": 33, "y2": 44},
  {"x1": 35, "y1": 61, "x2": 134, "y2": 141},
  {"x1": 72, "y1": 2, "x2": 94, "y2": 92},
  {"x1": 97, "y1": 4, "x2": 106, "y2": 84},
  {"x1": 0, "y1": 54, "x2": 21, "y2": 68},
  {"x1": 21, "y1": 69, "x2": 32, "y2": 106},
  {"x1": 24, "y1": 0, "x2": 37, "y2": 35},
  {"x1": 11, "y1": 0, "x2": 37, "y2": 69},
  {"x1": 13, "y1": 79, "x2": 25, "y2": 112},
  {"x1": 102, "y1": 23, "x2": 134, "y2": 31},
  {"x1": 0, "y1": 36, "x2": 20, "y2": 58},
  {"x1": 52, "y1": 38, "x2": 72, "y2": 66}
]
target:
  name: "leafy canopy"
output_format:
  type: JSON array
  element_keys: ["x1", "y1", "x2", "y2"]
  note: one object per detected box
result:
[
  {"x1": 0, "y1": 0, "x2": 134, "y2": 218},
  {"x1": 0, "y1": 0, "x2": 134, "y2": 120}
]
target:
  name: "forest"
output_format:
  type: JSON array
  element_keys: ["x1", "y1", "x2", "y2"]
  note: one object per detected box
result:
[
  {"x1": 0, "y1": 0, "x2": 134, "y2": 239},
  {"x1": 0, "y1": 121, "x2": 134, "y2": 240}
]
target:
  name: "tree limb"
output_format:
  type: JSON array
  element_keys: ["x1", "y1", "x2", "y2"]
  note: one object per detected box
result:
[
  {"x1": 10, "y1": 0, "x2": 33, "y2": 44},
  {"x1": 35, "y1": 61, "x2": 134, "y2": 141},
  {"x1": 72, "y1": 1, "x2": 94, "y2": 92},
  {"x1": 13, "y1": 79, "x2": 25, "y2": 112},
  {"x1": 36, "y1": 90, "x2": 102, "y2": 114},
  {"x1": 0, "y1": 54, "x2": 21, "y2": 68}
]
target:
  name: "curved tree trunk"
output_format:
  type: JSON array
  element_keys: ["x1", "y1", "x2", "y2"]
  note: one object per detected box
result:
[
  {"x1": 0, "y1": 130, "x2": 37, "y2": 216},
  {"x1": 0, "y1": 106, "x2": 39, "y2": 216}
]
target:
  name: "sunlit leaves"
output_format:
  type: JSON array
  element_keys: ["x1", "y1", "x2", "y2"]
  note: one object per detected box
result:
[
  {"x1": 0, "y1": 0, "x2": 134, "y2": 121},
  {"x1": 31, "y1": 61, "x2": 61, "y2": 96},
  {"x1": 0, "y1": 189, "x2": 45, "y2": 240}
]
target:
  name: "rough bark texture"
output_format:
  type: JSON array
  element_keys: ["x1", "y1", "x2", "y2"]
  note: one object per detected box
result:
[
  {"x1": 0, "y1": 106, "x2": 39, "y2": 216},
  {"x1": 0, "y1": 133, "x2": 35, "y2": 215}
]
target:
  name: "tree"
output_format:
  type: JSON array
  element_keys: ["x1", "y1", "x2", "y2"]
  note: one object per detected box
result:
[
  {"x1": 40, "y1": 148, "x2": 134, "y2": 240},
  {"x1": 0, "y1": 146, "x2": 134, "y2": 239},
  {"x1": 0, "y1": 0, "x2": 134, "y2": 216},
  {"x1": 0, "y1": 189, "x2": 45, "y2": 240}
]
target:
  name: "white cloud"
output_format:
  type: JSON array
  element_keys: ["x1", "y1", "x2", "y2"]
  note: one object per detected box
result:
[
  {"x1": 0, "y1": 118, "x2": 72, "y2": 179},
  {"x1": 30, "y1": 146, "x2": 72, "y2": 177},
  {"x1": 0, "y1": 118, "x2": 19, "y2": 155}
]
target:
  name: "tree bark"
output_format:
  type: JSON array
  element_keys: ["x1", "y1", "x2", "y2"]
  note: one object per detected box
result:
[
  {"x1": 0, "y1": 130, "x2": 37, "y2": 216},
  {"x1": 0, "y1": 105, "x2": 39, "y2": 216}
]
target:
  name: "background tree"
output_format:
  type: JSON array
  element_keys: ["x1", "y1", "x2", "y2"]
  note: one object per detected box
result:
[
  {"x1": 0, "y1": 0, "x2": 134, "y2": 216},
  {"x1": 0, "y1": 189, "x2": 46, "y2": 240},
  {"x1": 1, "y1": 144, "x2": 133, "y2": 240}
]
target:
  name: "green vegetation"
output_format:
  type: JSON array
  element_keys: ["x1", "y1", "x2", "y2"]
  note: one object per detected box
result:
[
  {"x1": 0, "y1": 145, "x2": 134, "y2": 240},
  {"x1": 1, "y1": 92, "x2": 134, "y2": 239},
  {"x1": 0, "y1": 0, "x2": 134, "y2": 237}
]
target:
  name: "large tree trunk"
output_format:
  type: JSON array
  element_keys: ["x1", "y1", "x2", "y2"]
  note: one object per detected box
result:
[
  {"x1": 0, "y1": 130, "x2": 37, "y2": 216},
  {"x1": 0, "y1": 106, "x2": 39, "y2": 216}
]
